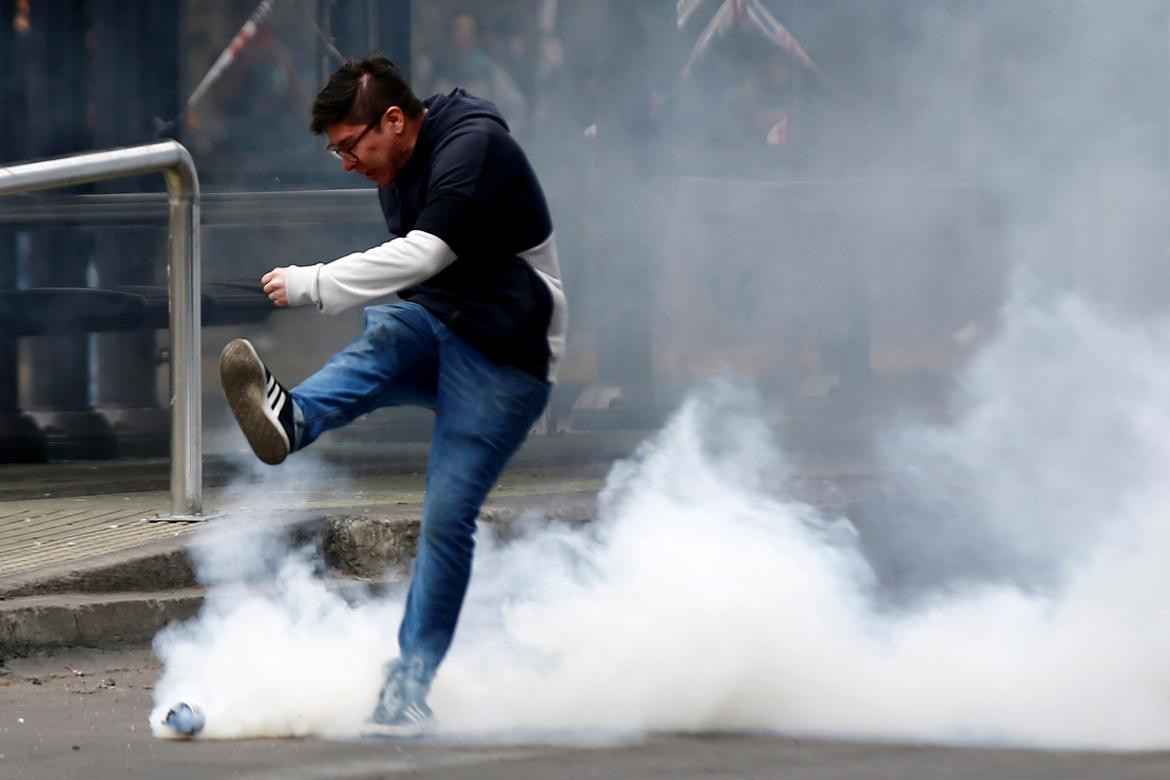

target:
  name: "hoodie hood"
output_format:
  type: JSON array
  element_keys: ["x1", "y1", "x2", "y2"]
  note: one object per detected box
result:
[{"x1": 399, "y1": 88, "x2": 510, "y2": 181}]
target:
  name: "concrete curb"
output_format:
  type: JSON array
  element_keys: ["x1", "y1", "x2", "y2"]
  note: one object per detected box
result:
[
  {"x1": 0, "y1": 590, "x2": 204, "y2": 655},
  {"x1": 324, "y1": 492, "x2": 597, "y2": 578}
]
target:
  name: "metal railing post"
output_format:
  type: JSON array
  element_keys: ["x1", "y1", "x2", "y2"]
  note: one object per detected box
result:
[
  {"x1": 0, "y1": 141, "x2": 203, "y2": 518},
  {"x1": 163, "y1": 151, "x2": 201, "y2": 518}
]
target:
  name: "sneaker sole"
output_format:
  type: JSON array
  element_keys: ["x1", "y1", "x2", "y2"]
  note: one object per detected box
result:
[
  {"x1": 361, "y1": 719, "x2": 435, "y2": 739},
  {"x1": 219, "y1": 339, "x2": 290, "y2": 465}
]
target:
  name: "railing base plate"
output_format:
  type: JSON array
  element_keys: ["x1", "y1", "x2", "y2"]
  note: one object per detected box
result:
[{"x1": 148, "y1": 511, "x2": 225, "y2": 524}]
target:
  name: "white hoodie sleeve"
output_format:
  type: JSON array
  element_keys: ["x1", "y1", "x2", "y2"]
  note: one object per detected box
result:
[{"x1": 283, "y1": 229, "x2": 457, "y2": 315}]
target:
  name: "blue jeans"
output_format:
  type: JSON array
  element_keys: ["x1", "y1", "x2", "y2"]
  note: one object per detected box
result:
[{"x1": 290, "y1": 302, "x2": 551, "y2": 698}]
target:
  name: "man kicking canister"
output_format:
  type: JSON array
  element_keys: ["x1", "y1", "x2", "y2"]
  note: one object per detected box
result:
[{"x1": 218, "y1": 55, "x2": 566, "y2": 734}]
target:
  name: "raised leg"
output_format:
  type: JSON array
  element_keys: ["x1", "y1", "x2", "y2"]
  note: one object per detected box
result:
[{"x1": 291, "y1": 303, "x2": 439, "y2": 448}]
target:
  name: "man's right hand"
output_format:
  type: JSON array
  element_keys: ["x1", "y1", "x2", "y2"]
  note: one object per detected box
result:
[{"x1": 262, "y1": 267, "x2": 290, "y2": 307}]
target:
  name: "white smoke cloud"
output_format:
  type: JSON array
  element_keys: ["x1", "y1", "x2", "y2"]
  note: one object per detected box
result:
[
  {"x1": 152, "y1": 293, "x2": 1170, "y2": 749},
  {"x1": 149, "y1": 459, "x2": 403, "y2": 740},
  {"x1": 150, "y1": 544, "x2": 398, "y2": 739}
]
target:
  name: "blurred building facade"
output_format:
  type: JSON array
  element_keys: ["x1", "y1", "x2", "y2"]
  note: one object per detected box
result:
[{"x1": 2, "y1": 0, "x2": 1170, "y2": 460}]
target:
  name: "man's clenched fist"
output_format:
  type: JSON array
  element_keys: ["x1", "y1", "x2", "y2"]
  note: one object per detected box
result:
[{"x1": 262, "y1": 267, "x2": 289, "y2": 307}]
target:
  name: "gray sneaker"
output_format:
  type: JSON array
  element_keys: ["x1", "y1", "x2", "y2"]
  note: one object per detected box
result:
[
  {"x1": 363, "y1": 664, "x2": 436, "y2": 738},
  {"x1": 363, "y1": 698, "x2": 435, "y2": 738},
  {"x1": 219, "y1": 338, "x2": 295, "y2": 465}
]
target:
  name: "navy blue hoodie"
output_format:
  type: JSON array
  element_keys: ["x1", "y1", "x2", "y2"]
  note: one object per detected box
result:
[{"x1": 381, "y1": 89, "x2": 566, "y2": 381}]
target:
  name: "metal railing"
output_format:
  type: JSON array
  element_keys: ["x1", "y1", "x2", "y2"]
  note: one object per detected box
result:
[
  {"x1": 0, "y1": 141, "x2": 203, "y2": 519},
  {"x1": 0, "y1": 188, "x2": 383, "y2": 227}
]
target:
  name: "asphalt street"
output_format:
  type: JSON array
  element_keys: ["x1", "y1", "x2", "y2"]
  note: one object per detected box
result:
[{"x1": 2, "y1": 647, "x2": 1169, "y2": 780}]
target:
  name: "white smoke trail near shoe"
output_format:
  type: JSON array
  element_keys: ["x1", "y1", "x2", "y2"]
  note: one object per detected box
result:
[{"x1": 149, "y1": 478, "x2": 403, "y2": 740}]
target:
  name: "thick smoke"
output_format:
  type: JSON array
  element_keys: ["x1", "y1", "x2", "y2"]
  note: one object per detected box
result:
[
  {"x1": 404, "y1": 305, "x2": 1170, "y2": 750},
  {"x1": 432, "y1": 301, "x2": 1170, "y2": 750},
  {"x1": 153, "y1": 296, "x2": 1170, "y2": 748},
  {"x1": 149, "y1": 457, "x2": 401, "y2": 739}
]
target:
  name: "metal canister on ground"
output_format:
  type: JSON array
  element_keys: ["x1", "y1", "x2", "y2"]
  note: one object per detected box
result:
[{"x1": 163, "y1": 702, "x2": 206, "y2": 737}]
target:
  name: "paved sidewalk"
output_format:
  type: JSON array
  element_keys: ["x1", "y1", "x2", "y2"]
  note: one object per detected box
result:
[
  {"x1": 0, "y1": 494, "x2": 199, "y2": 582},
  {"x1": 0, "y1": 468, "x2": 606, "y2": 655},
  {"x1": 0, "y1": 431, "x2": 626, "y2": 656},
  {"x1": 0, "y1": 429, "x2": 635, "y2": 591},
  {"x1": 0, "y1": 462, "x2": 607, "y2": 591}
]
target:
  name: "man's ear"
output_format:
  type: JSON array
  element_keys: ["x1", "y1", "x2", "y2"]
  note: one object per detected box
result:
[{"x1": 385, "y1": 106, "x2": 406, "y2": 132}]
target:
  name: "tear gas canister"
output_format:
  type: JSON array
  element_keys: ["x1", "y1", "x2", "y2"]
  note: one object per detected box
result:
[{"x1": 163, "y1": 702, "x2": 205, "y2": 737}]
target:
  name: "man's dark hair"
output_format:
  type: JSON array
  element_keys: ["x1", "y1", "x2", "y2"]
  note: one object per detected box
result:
[{"x1": 311, "y1": 56, "x2": 424, "y2": 135}]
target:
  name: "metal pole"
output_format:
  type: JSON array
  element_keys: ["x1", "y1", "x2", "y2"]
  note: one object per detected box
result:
[
  {"x1": 163, "y1": 148, "x2": 201, "y2": 518},
  {"x1": 0, "y1": 141, "x2": 203, "y2": 517}
]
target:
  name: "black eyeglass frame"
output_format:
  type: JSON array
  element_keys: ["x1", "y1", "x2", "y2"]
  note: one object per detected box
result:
[{"x1": 325, "y1": 117, "x2": 381, "y2": 163}]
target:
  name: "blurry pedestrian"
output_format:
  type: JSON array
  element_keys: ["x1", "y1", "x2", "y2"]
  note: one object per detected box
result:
[
  {"x1": 432, "y1": 12, "x2": 528, "y2": 132},
  {"x1": 218, "y1": 55, "x2": 566, "y2": 735}
]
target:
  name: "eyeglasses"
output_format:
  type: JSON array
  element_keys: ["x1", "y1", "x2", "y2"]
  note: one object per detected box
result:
[{"x1": 325, "y1": 119, "x2": 379, "y2": 163}]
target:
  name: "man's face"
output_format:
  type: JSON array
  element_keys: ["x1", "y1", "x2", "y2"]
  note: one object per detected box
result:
[{"x1": 326, "y1": 109, "x2": 410, "y2": 187}]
